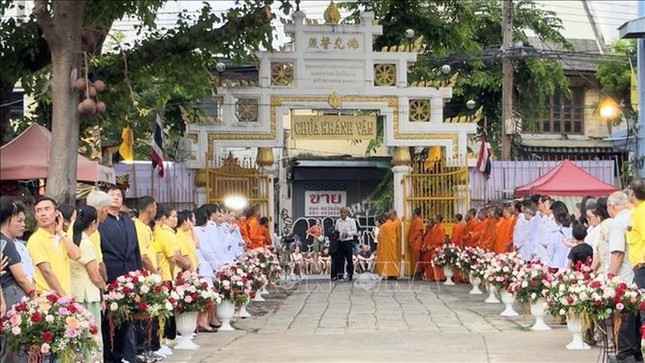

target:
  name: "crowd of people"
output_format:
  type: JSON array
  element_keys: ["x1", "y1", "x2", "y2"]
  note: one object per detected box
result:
[{"x1": 0, "y1": 187, "x2": 274, "y2": 363}]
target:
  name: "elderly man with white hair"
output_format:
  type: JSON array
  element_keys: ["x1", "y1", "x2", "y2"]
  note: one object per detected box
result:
[
  {"x1": 606, "y1": 191, "x2": 638, "y2": 363},
  {"x1": 85, "y1": 190, "x2": 110, "y2": 281}
]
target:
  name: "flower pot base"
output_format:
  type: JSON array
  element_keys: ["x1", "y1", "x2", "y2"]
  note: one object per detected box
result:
[
  {"x1": 253, "y1": 293, "x2": 266, "y2": 302},
  {"x1": 219, "y1": 320, "x2": 235, "y2": 331},
  {"x1": 566, "y1": 337, "x2": 591, "y2": 350},
  {"x1": 174, "y1": 337, "x2": 199, "y2": 350},
  {"x1": 442, "y1": 266, "x2": 455, "y2": 286},
  {"x1": 237, "y1": 303, "x2": 252, "y2": 318},
  {"x1": 531, "y1": 318, "x2": 551, "y2": 331},
  {"x1": 500, "y1": 306, "x2": 519, "y2": 317},
  {"x1": 468, "y1": 275, "x2": 482, "y2": 294}
]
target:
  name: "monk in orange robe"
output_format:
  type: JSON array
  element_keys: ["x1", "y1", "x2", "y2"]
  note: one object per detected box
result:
[
  {"x1": 421, "y1": 217, "x2": 445, "y2": 281},
  {"x1": 375, "y1": 212, "x2": 400, "y2": 278},
  {"x1": 237, "y1": 215, "x2": 250, "y2": 248},
  {"x1": 260, "y1": 216, "x2": 272, "y2": 247},
  {"x1": 245, "y1": 207, "x2": 265, "y2": 250},
  {"x1": 450, "y1": 213, "x2": 466, "y2": 246},
  {"x1": 461, "y1": 209, "x2": 477, "y2": 247},
  {"x1": 407, "y1": 208, "x2": 424, "y2": 277},
  {"x1": 479, "y1": 208, "x2": 498, "y2": 251},
  {"x1": 450, "y1": 213, "x2": 466, "y2": 282},
  {"x1": 493, "y1": 207, "x2": 511, "y2": 253},
  {"x1": 390, "y1": 208, "x2": 402, "y2": 247},
  {"x1": 465, "y1": 210, "x2": 487, "y2": 247},
  {"x1": 505, "y1": 204, "x2": 519, "y2": 252}
]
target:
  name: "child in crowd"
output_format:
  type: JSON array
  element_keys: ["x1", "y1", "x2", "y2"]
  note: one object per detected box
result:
[{"x1": 567, "y1": 223, "x2": 592, "y2": 270}]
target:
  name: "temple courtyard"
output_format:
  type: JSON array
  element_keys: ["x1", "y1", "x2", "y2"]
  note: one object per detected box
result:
[{"x1": 163, "y1": 278, "x2": 600, "y2": 362}]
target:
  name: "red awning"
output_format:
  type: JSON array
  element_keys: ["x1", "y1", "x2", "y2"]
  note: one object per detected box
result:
[
  {"x1": 0, "y1": 123, "x2": 114, "y2": 183},
  {"x1": 514, "y1": 159, "x2": 618, "y2": 197}
]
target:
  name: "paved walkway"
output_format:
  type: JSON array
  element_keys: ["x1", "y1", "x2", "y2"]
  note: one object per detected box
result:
[{"x1": 163, "y1": 278, "x2": 601, "y2": 362}]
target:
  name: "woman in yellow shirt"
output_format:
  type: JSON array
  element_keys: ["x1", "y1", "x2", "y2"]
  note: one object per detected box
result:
[
  {"x1": 70, "y1": 206, "x2": 106, "y2": 361},
  {"x1": 176, "y1": 210, "x2": 198, "y2": 272}
]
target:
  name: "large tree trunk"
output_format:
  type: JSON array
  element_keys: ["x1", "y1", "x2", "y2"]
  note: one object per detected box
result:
[{"x1": 35, "y1": 0, "x2": 86, "y2": 205}]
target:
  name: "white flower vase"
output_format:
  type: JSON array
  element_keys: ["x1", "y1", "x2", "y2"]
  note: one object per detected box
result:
[
  {"x1": 499, "y1": 290, "x2": 519, "y2": 316},
  {"x1": 566, "y1": 315, "x2": 590, "y2": 350},
  {"x1": 217, "y1": 300, "x2": 236, "y2": 331},
  {"x1": 254, "y1": 289, "x2": 266, "y2": 302},
  {"x1": 530, "y1": 299, "x2": 551, "y2": 331},
  {"x1": 237, "y1": 300, "x2": 252, "y2": 318},
  {"x1": 260, "y1": 284, "x2": 269, "y2": 296},
  {"x1": 442, "y1": 266, "x2": 455, "y2": 286},
  {"x1": 174, "y1": 311, "x2": 199, "y2": 350},
  {"x1": 468, "y1": 273, "x2": 483, "y2": 295},
  {"x1": 484, "y1": 282, "x2": 500, "y2": 303}
]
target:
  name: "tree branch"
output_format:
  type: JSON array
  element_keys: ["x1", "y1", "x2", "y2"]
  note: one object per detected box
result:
[
  {"x1": 127, "y1": 5, "x2": 273, "y2": 66},
  {"x1": 33, "y1": 0, "x2": 59, "y2": 49}
]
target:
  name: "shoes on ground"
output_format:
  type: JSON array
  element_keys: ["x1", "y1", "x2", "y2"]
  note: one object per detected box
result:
[{"x1": 158, "y1": 345, "x2": 173, "y2": 356}]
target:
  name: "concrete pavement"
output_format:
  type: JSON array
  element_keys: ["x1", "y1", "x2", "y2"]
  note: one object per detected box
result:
[{"x1": 162, "y1": 277, "x2": 601, "y2": 362}]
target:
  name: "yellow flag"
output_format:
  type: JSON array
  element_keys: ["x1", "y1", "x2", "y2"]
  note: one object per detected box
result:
[
  {"x1": 118, "y1": 126, "x2": 134, "y2": 162},
  {"x1": 631, "y1": 63, "x2": 638, "y2": 111}
]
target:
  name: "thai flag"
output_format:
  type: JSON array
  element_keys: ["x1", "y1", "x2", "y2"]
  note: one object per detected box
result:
[
  {"x1": 151, "y1": 112, "x2": 165, "y2": 177},
  {"x1": 475, "y1": 134, "x2": 492, "y2": 178}
]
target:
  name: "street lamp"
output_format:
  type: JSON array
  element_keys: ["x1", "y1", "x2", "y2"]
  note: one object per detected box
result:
[
  {"x1": 223, "y1": 195, "x2": 248, "y2": 212},
  {"x1": 215, "y1": 61, "x2": 226, "y2": 86},
  {"x1": 440, "y1": 65, "x2": 451, "y2": 75},
  {"x1": 466, "y1": 100, "x2": 476, "y2": 110}
]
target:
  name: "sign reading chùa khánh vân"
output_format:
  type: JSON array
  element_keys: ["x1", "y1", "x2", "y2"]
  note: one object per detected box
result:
[{"x1": 291, "y1": 115, "x2": 376, "y2": 140}]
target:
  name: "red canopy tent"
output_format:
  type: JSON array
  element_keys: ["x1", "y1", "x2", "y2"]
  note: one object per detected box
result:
[
  {"x1": 0, "y1": 123, "x2": 114, "y2": 183},
  {"x1": 514, "y1": 159, "x2": 618, "y2": 197}
]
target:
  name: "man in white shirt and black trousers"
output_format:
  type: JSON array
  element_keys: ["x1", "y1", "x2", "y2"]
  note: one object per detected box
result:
[{"x1": 333, "y1": 207, "x2": 357, "y2": 281}]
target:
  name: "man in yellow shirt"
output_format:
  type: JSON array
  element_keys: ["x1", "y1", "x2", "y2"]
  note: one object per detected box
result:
[
  {"x1": 27, "y1": 196, "x2": 81, "y2": 295},
  {"x1": 134, "y1": 196, "x2": 159, "y2": 273},
  {"x1": 628, "y1": 178, "x2": 645, "y2": 286}
]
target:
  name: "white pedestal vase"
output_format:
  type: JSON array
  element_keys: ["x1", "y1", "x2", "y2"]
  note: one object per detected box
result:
[
  {"x1": 217, "y1": 300, "x2": 236, "y2": 331},
  {"x1": 260, "y1": 284, "x2": 270, "y2": 296},
  {"x1": 237, "y1": 300, "x2": 252, "y2": 318},
  {"x1": 443, "y1": 266, "x2": 455, "y2": 286},
  {"x1": 253, "y1": 289, "x2": 266, "y2": 302},
  {"x1": 468, "y1": 273, "x2": 483, "y2": 295},
  {"x1": 566, "y1": 315, "x2": 591, "y2": 350},
  {"x1": 530, "y1": 299, "x2": 551, "y2": 331},
  {"x1": 484, "y1": 283, "x2": 500, "y2": 303},
  {"x1": 174, "y1": 312, "x2": 199, "y2": 350},
  {"x1": 499, "y1": 290, "x2": 519, "y2": 317}
]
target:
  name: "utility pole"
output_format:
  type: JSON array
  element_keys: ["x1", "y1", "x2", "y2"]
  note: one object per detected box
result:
[{"x1": 501, "y1": 0, "x2": 513, "y2": 160}]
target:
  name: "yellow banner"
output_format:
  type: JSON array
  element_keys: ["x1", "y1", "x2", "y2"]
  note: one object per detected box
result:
[{"x1": 291, "y1": 115, "x2": 377, "y2": 140}]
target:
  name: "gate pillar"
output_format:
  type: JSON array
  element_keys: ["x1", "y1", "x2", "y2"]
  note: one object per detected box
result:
[{"x1": 392, "y1": 146, "x2": 412, "y2": 279}]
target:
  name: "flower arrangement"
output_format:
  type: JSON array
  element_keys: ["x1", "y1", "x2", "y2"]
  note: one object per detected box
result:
[
  {"x1": 431, "y1": 244, "x2": 461, "y2": 267},
  {"x1": 482, "y1": 252, "x2": 524, "y2": 291},
  {"x1": 246, "y1": 247, "x2": 282, "y2": 283},
  {"x1": 214, "y1": 263, "x2": 252, "y2": 306},
  {"x1": 577, "y1": 277, "x2": 644, "y2": 321},
  {"x1": 507, "y1": 262, "x2": 551, "y2": 303},
  {"x1": 542, "y1": 268, "x2": 594, "y2": 318},
  {"x1": 237, "y1": 257, "x2": 268, "y2": 297},
  {"x1": 1, "y1": 292, "x2": 100, "y2": 363},
  {"x1": 172, "y1": 271, "x2": 220, "y2": 313},
  {"x1": 455, "y1": 246, "x2": 487, "y2": 275},
  {"x1": 104, "y1": 269, "x2": 174, "y2": 326}
]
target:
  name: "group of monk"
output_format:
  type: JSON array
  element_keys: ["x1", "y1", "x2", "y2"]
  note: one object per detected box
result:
[
  {"x1": 407, "y1": 204, "x2": 518, "y2": 281},
  {"x1": 237, "y1": 206, "x2": 273, "y2": 250}
]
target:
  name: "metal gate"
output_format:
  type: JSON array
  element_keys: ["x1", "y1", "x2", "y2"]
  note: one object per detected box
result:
[
  {"x1": 206, "y1": 153, "x2": 270, "y2": 216},
  {"x1": 403, "y1": 155, "x2": 469, "y2": 223}
]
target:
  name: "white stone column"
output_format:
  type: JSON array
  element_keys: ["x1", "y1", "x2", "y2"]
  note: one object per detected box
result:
[
  {"x1": 195, "y1": 187, "x2": 207, "y2": 207},
  {"x1": 261, "y1": 165, "x2": 277, "y2": 236},
  {"x1": 392, "y1": 164, "x2": 411, "y2": 279}
]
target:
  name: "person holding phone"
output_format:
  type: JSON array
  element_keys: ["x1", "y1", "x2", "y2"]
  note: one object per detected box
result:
[{"x1": 26, "y1": 196, "x2": 80, "y2": 296}]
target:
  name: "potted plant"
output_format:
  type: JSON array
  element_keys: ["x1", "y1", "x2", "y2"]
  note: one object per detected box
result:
[
  {"x1": 2, "y1": 292, "x2": 101, "y2": 363},
  {"x1": 171, "y1": 271, "x2": 219, "y2": 349}
]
